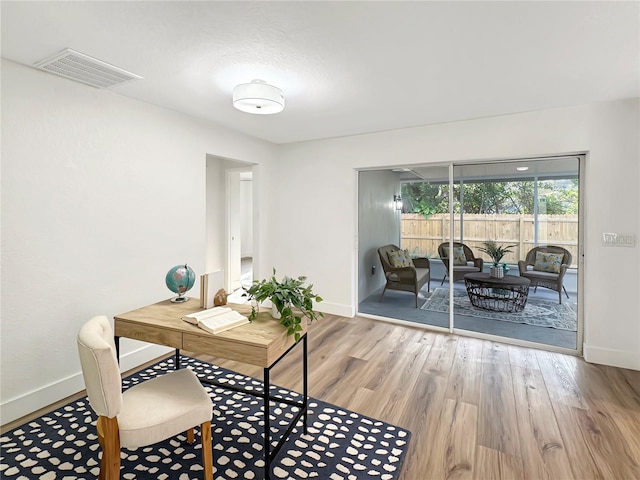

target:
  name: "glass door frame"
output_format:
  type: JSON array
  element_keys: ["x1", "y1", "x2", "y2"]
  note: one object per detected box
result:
[{"x1": 445, "y1": 155, "x2": 584, "y2": 355}]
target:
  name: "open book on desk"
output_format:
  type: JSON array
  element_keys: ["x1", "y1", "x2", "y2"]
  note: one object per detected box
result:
[{"x1": 182, "y1": 306, "x2": 249, "y2": 335}]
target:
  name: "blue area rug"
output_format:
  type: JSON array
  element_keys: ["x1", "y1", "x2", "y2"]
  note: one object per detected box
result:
[
  {"x1": 0, "y1": 356, "x2": 410, "y2": 479},
  {"x1": 421, "y1": 288, "x2": 577, "y2": 331}
]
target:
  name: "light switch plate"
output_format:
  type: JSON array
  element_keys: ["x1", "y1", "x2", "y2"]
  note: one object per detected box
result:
[{"x1": 602, "y1": 232, "x2": 637, "y2": 247}]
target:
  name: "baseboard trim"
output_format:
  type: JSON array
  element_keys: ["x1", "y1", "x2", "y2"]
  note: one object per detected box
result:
[
  {"x1": 317, "y1": 301, "x2": 355, "y2": 318},
  {"x1": 1, "y1": 344, "x2": 172, "y2": 426},
  {"x1": 583, "y1": 343, "x2": 640, "y2": 370}
]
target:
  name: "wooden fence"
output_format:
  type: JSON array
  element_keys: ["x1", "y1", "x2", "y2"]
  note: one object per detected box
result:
[{"x1": 401, "y1": 213, "x2": 579, "y2": 267}]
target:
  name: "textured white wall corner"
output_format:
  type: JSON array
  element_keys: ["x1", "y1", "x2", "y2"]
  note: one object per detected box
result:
[{"x1": 1, "y1": 344, "x2": 172, "y2": 426}]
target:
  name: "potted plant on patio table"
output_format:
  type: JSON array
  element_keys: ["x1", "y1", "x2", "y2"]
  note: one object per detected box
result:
[
  {"x1": 243, "y1": 269, "x2": 324, "y2": 341},
  {"x1": 478, "y1": 241, "x2": 517, "y2": 278}
]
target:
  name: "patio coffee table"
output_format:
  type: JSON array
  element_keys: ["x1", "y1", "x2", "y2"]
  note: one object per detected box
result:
[{"x1": 464, "y1": 273, "x2": 531, "y2": 312}]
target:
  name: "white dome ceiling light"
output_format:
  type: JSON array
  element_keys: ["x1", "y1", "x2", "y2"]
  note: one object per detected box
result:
[{"x1": 232, "y1": 79, "x2": 285, "y2": 114}]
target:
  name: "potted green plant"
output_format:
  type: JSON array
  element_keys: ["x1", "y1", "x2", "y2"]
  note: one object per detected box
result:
[
  {"x1": 478, "y1": 241, "x2": 517, "y2": 278},
  {"x1": 243, "y1": 269, "x2": 324, "y2": 341}
]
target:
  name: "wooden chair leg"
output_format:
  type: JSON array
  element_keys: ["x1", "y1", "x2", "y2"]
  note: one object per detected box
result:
[
  {"x1": 187, "y1": 428, "x2": 195, "y2": 444},
  {"x1": 99, "y1": 416, "x2": 121, "y2": 480},
  {"x1": 97, "y1": 418, "x2": 106, "y2": 480},
  {"x1": 99, "y1": 457, "x2": 106, "y2": 480},
  {"x1": 201, "y1": 421, "x2": 213, "y2": 480}
]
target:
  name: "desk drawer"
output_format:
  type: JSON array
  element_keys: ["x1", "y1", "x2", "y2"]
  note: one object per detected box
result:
[
  {"x1": 183, "y1": 333, "x2": 267, "y2": 367},
  {"x1": 115, "y1": 321, "x2": 182, "y2": 349}
]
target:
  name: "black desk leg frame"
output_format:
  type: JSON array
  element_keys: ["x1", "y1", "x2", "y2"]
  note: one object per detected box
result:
[
  {"x1": 114, "y1": 334, "x2": 308, "y2": 480},
  {"x1": 191, "y1": 334, "x2": 308, "y2": 480},
  {"x1": 262, "y1": 333, "x2": 309, "y2": 480},
  {"x1": 114, "y1": 336, "x2": 120, "y2": 364},
  {"x1": 262, "y1": 334, "x2": 308, "y2": 479}
]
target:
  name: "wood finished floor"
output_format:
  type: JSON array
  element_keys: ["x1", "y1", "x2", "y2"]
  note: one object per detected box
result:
[
  {"x1": 195, "y1": 314, "x2": 640, "y2": 480},
  {"x1": 3, "y1": 313, "x2": 639, "y2": 479}
]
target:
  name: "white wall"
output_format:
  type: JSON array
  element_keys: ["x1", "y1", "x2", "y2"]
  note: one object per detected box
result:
[
  {"x1": 261, "y1": 145, "x2": 358, "y2": 317},
  {"x1": 205, "y1": 156, "x2": 230, "y2": 273},
  {"x1": 358, "y1": 170, "x2": 401, "y2": 301},
  {"x1": 275, "y1": 99, "x2": 640, "y2": 370},
  {"x1": 0, "y1": 59, "x2": 278, "y2": 424}
]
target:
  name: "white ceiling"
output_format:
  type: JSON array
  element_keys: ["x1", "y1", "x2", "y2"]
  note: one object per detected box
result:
[{"x1": 2, "y1": 1, "x2": 638, "y2": 145}]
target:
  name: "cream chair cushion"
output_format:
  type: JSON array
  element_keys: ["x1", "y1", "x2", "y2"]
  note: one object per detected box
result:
[{"x1": 119, "y1": 368, "x2": 212, "y2": 448}]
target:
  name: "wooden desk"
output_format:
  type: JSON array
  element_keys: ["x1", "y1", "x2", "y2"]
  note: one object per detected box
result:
[{"x1": 114, "y1": 298, "x2": 308, "y2": 480}]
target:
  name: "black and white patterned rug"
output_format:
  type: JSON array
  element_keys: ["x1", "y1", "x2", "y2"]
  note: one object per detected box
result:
[
  {"x1": 0, "y1": 356, "x2": 410, "y2": 479},
  {"x1": 421, "y1": 287, "x2": 577, "y2": 331}
]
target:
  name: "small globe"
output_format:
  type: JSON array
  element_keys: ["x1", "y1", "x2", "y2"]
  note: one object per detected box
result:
[{"x1": 166, "y1": 264, "x2": 196, "y2": 303}]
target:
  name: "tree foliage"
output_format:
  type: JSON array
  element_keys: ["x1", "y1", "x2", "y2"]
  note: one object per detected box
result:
[{"x1": 401, "y1": 179, "x2": 578, "y2": 216}]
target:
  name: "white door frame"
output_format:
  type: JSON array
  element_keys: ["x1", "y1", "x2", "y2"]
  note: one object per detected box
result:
[
  {"x1": 225, "y1": 166, "x2": 255, "y2": 293},
  {"x1": 225, "y1": 167, "x2": 252, "y2": 292}
]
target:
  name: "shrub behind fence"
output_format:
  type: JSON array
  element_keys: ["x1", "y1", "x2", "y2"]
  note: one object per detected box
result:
[{"x1": 401, "y1": 213, "x2": 578, "y2": 267}]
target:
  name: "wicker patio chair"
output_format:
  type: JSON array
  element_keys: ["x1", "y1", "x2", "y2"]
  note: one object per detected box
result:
[
  {"x1": 437, "y1": 242, "x2": 483, "y2": 284},
  {"x1": 518, "y1": 245, "x2": 572, "y2": 304},
  {"x1": 377, "y1": 244, "x2": 430, "y2": 307}
]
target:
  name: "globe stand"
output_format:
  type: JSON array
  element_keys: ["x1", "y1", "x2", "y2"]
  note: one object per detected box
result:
[{"x1": 166, "y1": 264, "x2": 196, "y2": 305}]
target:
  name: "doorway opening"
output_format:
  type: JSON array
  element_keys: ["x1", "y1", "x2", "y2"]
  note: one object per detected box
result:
[
  {"x1": 205, "y1": 156, "x2": 254, "y2": 302},
  {"x1": 226, "y1": 168, "x2": 254, "y2": 293}
]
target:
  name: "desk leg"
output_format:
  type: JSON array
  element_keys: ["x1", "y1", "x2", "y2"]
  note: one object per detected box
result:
[
  {"x1": 264, "y1": 366, "x2": 271, "y2": 480},
  {"x1": 114, "y1": 336, "x2": 120, "y2": 364},
  {"x1": 175, "y1": 348, "x2": 180, "y2": 369},
  {"x1": 303, "y1": 334, "x2": 308, "y2": 434}
]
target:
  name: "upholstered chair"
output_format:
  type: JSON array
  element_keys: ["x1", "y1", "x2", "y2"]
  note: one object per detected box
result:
[
  {"x1": 377, "y1": 244, "x2": 430, "y2": 307},
  {"x1": 77, "y1": 316, "x2": 213, "y2": 480},
  {"x1": 518, "y1": 246, "x2": 572, "y2": 304},
  {"x1": 437, "y1": 242, "x2": 484, "y2": 284}
]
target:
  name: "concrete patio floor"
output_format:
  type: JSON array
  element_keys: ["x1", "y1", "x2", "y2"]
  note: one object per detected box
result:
[{"x1": 358, "y1": 262, "x2": 579, "y2": 350}]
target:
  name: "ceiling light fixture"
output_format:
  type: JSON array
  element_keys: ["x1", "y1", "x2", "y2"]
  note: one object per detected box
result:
[
  {"x1": 233, "y1": 79, "x2": 285, "y2": 114},
  {"x1": 516, "y1": 166, "x2": 529, "y2": 171}
]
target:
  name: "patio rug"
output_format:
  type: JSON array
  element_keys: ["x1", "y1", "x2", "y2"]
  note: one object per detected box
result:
[
  {"x1": 0, "y1": 355, "x2": 410, "y2": 480},
  {"x1": 421, "y1": 288, "x2": 577, "y2": 331}
]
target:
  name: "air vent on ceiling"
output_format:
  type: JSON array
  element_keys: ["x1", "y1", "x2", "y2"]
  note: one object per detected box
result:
[{"x1": 34, "y1": 48, "x2": 142, "y2": 88}]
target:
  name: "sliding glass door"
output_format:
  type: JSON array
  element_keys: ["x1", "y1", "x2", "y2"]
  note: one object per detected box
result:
[
  {"x1": 357, "y1": 155, "x2": 581, "y2": 352},
  {"x1": 451, "y1": 157, "x2": 580, "y2": 350}
]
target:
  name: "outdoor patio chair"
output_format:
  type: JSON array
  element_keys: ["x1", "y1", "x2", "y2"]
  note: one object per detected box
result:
[
  {"x1": 377, "y1": 244, "x2": 430, "y2": 307},
  {"x1": 437, "y1": 242, "x2": 484, "y2": 284},
  {"x1": 518, "y1": 246, "x2": 572, "y2": 304}
]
